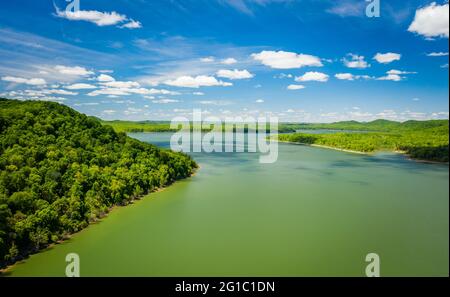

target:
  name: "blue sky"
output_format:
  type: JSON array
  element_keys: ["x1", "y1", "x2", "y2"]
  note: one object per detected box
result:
[{"x1": 0, "y1": 0, "x2": 448, "y2": 122}]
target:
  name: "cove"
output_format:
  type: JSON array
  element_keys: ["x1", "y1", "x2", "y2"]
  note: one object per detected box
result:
[{"x1": 4, "y1": 132, "x2": 449, "y2": 277}]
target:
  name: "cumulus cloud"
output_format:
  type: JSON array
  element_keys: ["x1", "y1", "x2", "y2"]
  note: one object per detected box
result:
[
  {"x1": 101, "y1": 81, "x2": 140, "y2": 88},
  {"x1": 55, "y1": 7, "x2": 142, "y2": 29},
  {"x1": 221, "y1": 58, "x2": 238, "y2": 65},
  {"x1": 97, "y1": 74, "x2": 115, "y2": 82},
  {"x1": 287, "y1": 84, "x2": 306, "y2": 90},
  {"x1": 335, "y1": 73, "x2": 372, "y2": 81},
  {"x1": 251, "y1": 50, "x2": 323, "y2": 69},
  {"x1": 255, "y1": 99, "x2": 264, "y2": 103},
  {"x1": 335, "y1": 73, "x2": 356, "y2": 80},
  {"x1": 200, "y1": 57, "x2": 215, "y2": 63},
  {"x1": 377, "y1": 69, "x2": 416, "y2": 81},
  {"x1": 387, "y1": 69, "x2": 416, "y2": 75},
  {"x1": 373, "y1": 52, "x2": 401, "y2": 64},
  {"x1": 54, "y1": 65, "x2": 94, "y2": 76},
  {"x1": 1, "y1": 76, "x2": 47, "y2": 85},
  {"x1": 295, "y1": 71, "x2": 329, "y2": 82},
  {"x1": 164, "y1": 75, "x2": 233, "y2": 88},
  {"x1": 408, "y1": 2, "x2": 449, "y2": 38},
  {"x1": 55, "y1": 9, "x2": 127, "y2": 26},
  {"x1": 216, "y1": 69, "x2": 254, "y2": 80},
  {"x1": 342, "y1": 54, "x2": 370, "y2": 69},
  {"x1": 65, "y1": 83, "x2": 97, "y2": 90}
]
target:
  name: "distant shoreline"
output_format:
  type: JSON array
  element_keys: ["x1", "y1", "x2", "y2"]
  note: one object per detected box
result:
[
  {"x1": 273, "y1": 139, "x2": 370, "y2": 155},
  {"x1": 274, "y1": 139, "x2": 449, "y2": 164}
]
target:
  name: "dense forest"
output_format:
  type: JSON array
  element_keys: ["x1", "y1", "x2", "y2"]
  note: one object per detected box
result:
[
  {"x1": 0, "y1": 99, "x2": 197, "y2": 268},
  {"x1": 276, "y1": 120, "x2": 449, "y2": 162}
]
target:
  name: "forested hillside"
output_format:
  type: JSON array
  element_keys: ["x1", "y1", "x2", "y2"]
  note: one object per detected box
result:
[{"x1": 0, "y1": 99, "x2": 197, "y2": 268}]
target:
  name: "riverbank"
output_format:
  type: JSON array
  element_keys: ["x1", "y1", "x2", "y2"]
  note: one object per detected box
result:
[
  {"x1": 0, "y1": 167, "x2": 199, "y2": 276},
  {"x1": 274, "y1": 139, "x2": 372, "y2": 155},
  {"x1": 274, "y1": 139, "x2": 449, "y2": 164}
]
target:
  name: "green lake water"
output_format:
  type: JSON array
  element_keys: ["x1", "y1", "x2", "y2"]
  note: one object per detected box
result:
[{"x1": 5, "y1": 132, "x2": 449, "y2": 276}]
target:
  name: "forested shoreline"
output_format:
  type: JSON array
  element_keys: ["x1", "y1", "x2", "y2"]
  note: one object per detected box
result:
[
  {"x1": 0, "y1": 99, "x2": 197, "y2": 268},
  {"x1": 275, "y1": 120, "x2": 449, "y2": 162}
]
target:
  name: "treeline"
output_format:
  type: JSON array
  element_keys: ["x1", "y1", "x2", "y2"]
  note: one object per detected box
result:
[
  {"x1": 0, "y1": 99, "x2": 197, "y2": 268},
  {"x1": 279, "y1": 119, "x2": 450, "y2": 133},
  {"x1": 276, "y1": 122, "x2": 449, "y2": 162}
]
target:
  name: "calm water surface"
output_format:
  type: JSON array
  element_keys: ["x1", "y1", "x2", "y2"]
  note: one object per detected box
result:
[{"x1": 6, "y1": 132, "x2": 449, "y2": 276}]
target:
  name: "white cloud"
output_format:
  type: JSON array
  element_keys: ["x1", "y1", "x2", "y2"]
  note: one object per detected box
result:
[
  {"x1": 197, "y1": 100, "x2": 232, "y2": 106},
  {"x1": 427, "y1": 52, "x2": 449, "y2": 56},
  {"x1": 342, "y1": 54, "x2": 370, "y2": 69},
  {"x1": 295, "y1": 71, "x2": 329, "y2": 82},
  {"x1": 216, "y1": 69, "x2": 254, "y2": 80},
  {"x1": 152, "y1": 99, "x2": 180, "y2": 104},
  {"x1": 56, "y1": 9, "x2": 127, "y2": 26},
  {"x1": 87, "y1": 88, "x2": 131, "y2": 97},
  {"x1": 200, "y1": 57, "x2": 215, "y2": 63},
  {"x1": 274, "y1": 73, "x2": 293, "y2": 79},
  {"x1": 387, "y1": 69, "x2": 417, "y2": 75},
  {"x1": 119, "y1": 19, "x2": 142, "y2": 29},
  {"x1": 66, "y1": 83, "x2": 97, "y2": 90},
  {"x1": 193, "y1": 92, "x2": 205, "y2": 96},
  {"x1": 441, "y1": 63, "x2": 449, "y2": 68},
  {"x1": 373, "y1": 52, "x2": 401, "y2": 64},
  {"x1": 54, "y1": 65, "x2": 94, "y2": 76},
  {"x1": 412, "y1": 97, "x2": 421, "y2": 101},
  {"x1": 87, "y1": 86, "x2": 180, "y2": 97},
  {"x1": 221, "y1": 58, "x2": 237, "y2": 65},
  {"x1": 43, "y1": 89, "x2": 77, "y2": 96},
  {"x1": 1, "y1": 76, "x2": 46, "y2": 85},
  {"x1": 147, "y1": 88, "x2": 181, "y2": 95},
  {"x1": 251, "y1": 50, "x2": 323, "y2": 69},
  {"x1": 102, "y1": 109, "x2": 117, "y2": 114},
  {"x1": 164, "y1": 75, "x2": 233, "y2": 88},
  {"x1": 335, "y1": 73, "x2": 355, "y2": 80},
  {"x1": 255, "y1": 99, "x2": 264, "y2": 103},
  {"x1": 287, "y1": 84, "x2": 306, "y2": 90},
  {"x1": 101, "y1": 81, "x2": 140, "y2": 88},
  {"x1": 376, "y1": 70, "x2": 417, "y2": 82},
  {"x1": 97, "y1": 74, "x2": 115, "y2": 82},
  {"x1": 335, "y1": 73, "x2": 373, "y2": 81},
  {"x1": 408, "y1": 2, "x2": 449, "y2": 38}
]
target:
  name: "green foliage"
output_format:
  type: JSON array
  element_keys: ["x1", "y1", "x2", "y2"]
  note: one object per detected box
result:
[
  {"x1": 0, "y1": 99, "x2": 197, "y2": 267},
  {"x1": 276, "y1": 120, "x2": 449, "y2": 162}
]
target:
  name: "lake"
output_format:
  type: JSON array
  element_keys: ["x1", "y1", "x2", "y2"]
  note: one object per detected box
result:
[{"x1": 5, "y1": 132, "x2": 449, "y2": 276}]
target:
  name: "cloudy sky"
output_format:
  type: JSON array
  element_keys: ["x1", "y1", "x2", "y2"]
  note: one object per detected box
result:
[{"x1": 0, "y1": 0, "x2": 448, "y2": 122}]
